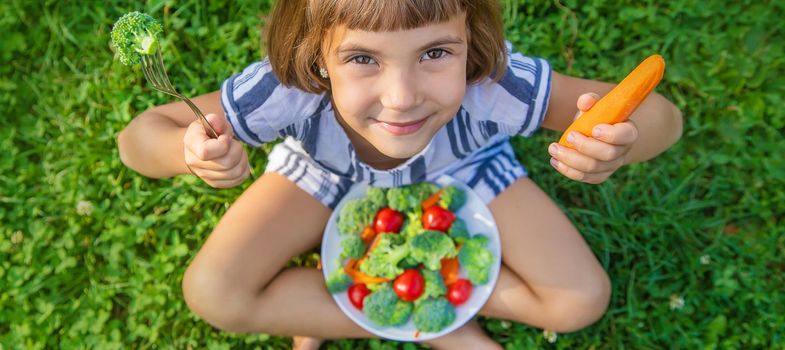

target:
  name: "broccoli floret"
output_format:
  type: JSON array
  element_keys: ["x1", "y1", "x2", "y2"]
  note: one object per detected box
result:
[
  {"x1": 447, "y1": 217, "x2": 470, "y2": 244},
  {"x1": 399, "y1": 255, "x2": 421, "y2": 269},
  {"x1": 400, "y1": 210, "x2": 424, "y2": 239},
  {"x1": 366, "y1": 282, "x2": 386, "y2": 292},
  {"x1": 363, "y1": 284, "x2": 412, "y2": 326},
  {"x1": 458, "y1": 235, "x2": 494, "y2": 285},
  {"x1": 337, "y1": 198, "x2": 378, "y2": 235},
  {"x1": 418, "y1": 269, "x2": 447, "y2": 301},
  {"x1": 386, "y1": 183, "x2": 438, "y2": 212},
  {"x1": 325, "y1": 265, "x2": 353, "y2": 293},
  {"x1": 110, "y1": 12, "x2": 163, "y2": 66},
  {"x1": 340, "y1": 234, "x2": 366, "y2": 260},
  {"x1": 390, "y1": 298, "x2": 414, "y2": 326},
  {"x1": 409, "y1": 230, "x2": 458, "y2": 270},
  {"x1": 412, "y1": 297, "x2": 456, "y2": 333},
  {"x1": 438, "y1": 185, "x2": 467, "y2": 212},
  {"x1": 358, "y1": 234, "x2": 409, "y2": 279},
  {"x1": 366, "y1": 187, "x2": 387, "y2": 208}
]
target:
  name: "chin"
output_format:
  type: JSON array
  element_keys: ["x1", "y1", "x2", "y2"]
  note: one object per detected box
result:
[{"x1": 368, "y1": 122, "x2": 436, "y2": 160}]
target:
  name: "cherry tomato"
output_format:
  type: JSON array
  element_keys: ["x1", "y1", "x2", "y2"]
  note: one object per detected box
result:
[
  {"x1": 393, "y1": 269, "x2": 425, "y2": 302},
  {"x1": 374, "y1": 207, "x2": 405, "y2": 233},
  {"x1": 422, "y1": 205, "x2": 455, "y2": 232},
  {"x1": 348, "y1": 284, "x2": 371, "y2": 310},
  {"x1": 446, "y1": 279, "x2": 472, "y2": 306}
]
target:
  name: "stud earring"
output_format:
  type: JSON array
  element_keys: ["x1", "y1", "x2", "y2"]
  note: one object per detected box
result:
[{"x1": 319, "y1": 67, "x2": 329, "y2": 79}]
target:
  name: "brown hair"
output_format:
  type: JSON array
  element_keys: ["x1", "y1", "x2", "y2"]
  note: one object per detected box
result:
[{"x1": 266, "y1": 0, "x2": 507, "y2": 94}]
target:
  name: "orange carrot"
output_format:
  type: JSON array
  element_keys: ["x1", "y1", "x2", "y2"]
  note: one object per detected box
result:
[
  {"x1": 355, "y1": 232, "x2": 386, "y2": 271},
  {"x1": 344, "y1": 258, "x2": 389, "y2": 284},
  {"x1": 422, "y1": 189, "x2": 444, "y2": 210},
  {"x1": 559, "y1": 54, "x2": 665, "y2": 149},
  {"x1": 440, "y1": 257, "x2": 460, "y2": 285}
]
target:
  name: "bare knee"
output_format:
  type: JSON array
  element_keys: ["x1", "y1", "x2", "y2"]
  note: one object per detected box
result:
[
  {"x1": 541, "y1": 271, "x2": 612, "y2": 332},
  {"x1": 181, "y1": 259, "x2": 262, "y2": 333}
]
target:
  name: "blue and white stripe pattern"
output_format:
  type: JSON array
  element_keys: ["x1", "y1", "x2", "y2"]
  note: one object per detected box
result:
[
  {"x1": 444, "y1": 134, "x2": 528, "y2": 204},
  {"x1": 220, "y1": 43, "x2": 552, "y2": 209}
]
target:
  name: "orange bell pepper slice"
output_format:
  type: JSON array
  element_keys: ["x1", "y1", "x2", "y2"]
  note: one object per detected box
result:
[
  {"x1": 440, "y1": 256, "x2": 460, "y2": 285},
  {"x1": 360, "y1": 226, "x2": 376, "y2": 246}
]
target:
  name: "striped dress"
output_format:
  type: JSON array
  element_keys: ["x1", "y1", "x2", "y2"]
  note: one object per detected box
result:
[{"x1": 220, "y1": 42, "x2": 552, "y2": 209}]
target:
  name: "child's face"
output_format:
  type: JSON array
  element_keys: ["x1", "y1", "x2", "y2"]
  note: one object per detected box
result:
[{"x1": 323, "y1": 14, "x2": 468, "y2": 162}]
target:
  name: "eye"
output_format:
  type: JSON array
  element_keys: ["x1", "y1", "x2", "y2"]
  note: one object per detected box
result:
[
  {"x1": 350, "y1": 55, "x2": 376, "y2": 65},
  {"x1": 421, "y1": 48, "x2": 448, "y2": 61}
]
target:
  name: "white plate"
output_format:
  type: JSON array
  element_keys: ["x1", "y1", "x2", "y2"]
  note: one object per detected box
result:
[{"x1": 321, "y1": 175, "x2": 502, "y2": 342}]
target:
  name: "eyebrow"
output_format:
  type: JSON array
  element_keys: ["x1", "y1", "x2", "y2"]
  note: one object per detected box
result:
[{"x1": 336, "y1": 35, "x2": 464, "y2": 56}]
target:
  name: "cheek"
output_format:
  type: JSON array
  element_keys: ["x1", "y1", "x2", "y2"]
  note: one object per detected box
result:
[
  {"x1": 330, "y1": 78, "x2": 375, "y2": 121},
  {"x1": 425, "y1": 73, "x2": 466, "y2": 110},
  {"x1": 423, "y1": 57, "x2": 467, "y2": 109}
]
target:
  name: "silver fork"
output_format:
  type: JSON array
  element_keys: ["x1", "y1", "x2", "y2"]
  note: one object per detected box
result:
[
  {"x1": 140, "y1": 50, "x2": 256, "y2": 181},
  {"x1": 140, "y1": 50, "x2": 219, "y2": 139}
]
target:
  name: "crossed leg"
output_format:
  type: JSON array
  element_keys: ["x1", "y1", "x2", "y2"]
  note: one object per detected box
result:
[
  {"x1": 478, "y1": 177, "x2": 611, "y2": 331},
  {"x1": 181, "y1": 173, "x2": 609, "y2": 348}
]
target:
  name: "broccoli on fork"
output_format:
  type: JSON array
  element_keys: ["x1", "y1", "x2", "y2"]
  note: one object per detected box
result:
[{"x1": 110, "y1": 11, "x2": 163, "y2": 66}]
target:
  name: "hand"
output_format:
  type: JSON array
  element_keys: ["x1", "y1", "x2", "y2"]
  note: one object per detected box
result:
[
  {"x1": 548, "y1": 93, "x2": 639, "y2": 184},
  {"x1": 183, "y1": 113, "x2": 251, "y2": 188}
]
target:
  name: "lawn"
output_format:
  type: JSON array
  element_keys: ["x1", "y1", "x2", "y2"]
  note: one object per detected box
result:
[{"x1": 1, "y1": 0, "x2": 783, "y2": 349}]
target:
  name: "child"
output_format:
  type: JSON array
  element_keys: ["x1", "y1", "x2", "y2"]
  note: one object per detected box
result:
[{"x1": 117, "y1": 0, "x2": 682, "y2": 348}]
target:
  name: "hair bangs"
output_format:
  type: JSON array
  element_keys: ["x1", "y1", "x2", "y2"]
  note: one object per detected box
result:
[
  {"x1": 270, "y1": 0, "x2": 506, "y2": 93},
  {"x1": 322, "y1": 0, "x2": 466, "y2": 32}
]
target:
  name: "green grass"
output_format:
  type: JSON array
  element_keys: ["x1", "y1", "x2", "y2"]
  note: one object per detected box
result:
[{"x1": 1, "y1": 0, "x2": 783, "y2": 348}]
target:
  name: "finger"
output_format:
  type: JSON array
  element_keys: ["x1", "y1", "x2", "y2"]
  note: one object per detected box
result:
[
  {"x1": 191, "y1": 160, "x2": 249, "y2": 182},
  {"x1": 549, "y1": 142, "x2": 625, "y2": 174},
  {"x1": 183, "y1": 119, "x2": 211, "y2": 152},
  {"x1": 190, "y1": 150, "x2": 249, "y2": 182},
  {"x1": 186, "y1": 140, "x2": 246, "y2": 170},
  {"x1": 201, "y1": 162, "x2": 251, "y2": 188},
  {"x1": 188, "y1": 133, "x2": 233, "y2": 161},
  {"x1": 559, "y1": 131, "x2": 629, "y2": 162},
  {"x1": 591, "y1": 122, "x2": 639, "y2": 146},
  {"x1": 576, "y1": 92, "x2": 601, "y2": 112},
  {"x1": 204, "y1": 113, "x2": 233, "y2": 137},
  {"x1": 184, "y1": 119, "x2": 225, "y2": 159},
  {"x1": 549, "y1": 157, "x2": 614, "y2": 184},
  {"x1": 208, "y1": 177, "x2": 247, "y2": 188}
]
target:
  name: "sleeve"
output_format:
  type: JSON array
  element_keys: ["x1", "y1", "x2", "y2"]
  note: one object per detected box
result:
[
  {"x1": 220, "y1": 58, "x2": 327, "y2": 147},
  {"x1": 462, "y1": 41, "x2": 552, "y2": 138}
]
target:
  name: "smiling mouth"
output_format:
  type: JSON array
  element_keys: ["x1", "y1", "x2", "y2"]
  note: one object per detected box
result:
[{"x1": 375, "y1": 116, "x2": 429, "y2": 135}]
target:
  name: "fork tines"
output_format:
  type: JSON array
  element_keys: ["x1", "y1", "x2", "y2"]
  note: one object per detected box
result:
[{"x1": 141, "y1": 52, "x2": 178, "y2": 98}]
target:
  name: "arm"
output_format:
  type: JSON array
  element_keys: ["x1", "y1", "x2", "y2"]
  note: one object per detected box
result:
[
  {"x1": 540, "y1": 71, "x2": 682, "y2": 183},
  {"x1": 543, "y1": 72, "x2": 683, "y2": 164},
  {"x1": 117, "y1": 91, "x2": 250, "y2": 187}
]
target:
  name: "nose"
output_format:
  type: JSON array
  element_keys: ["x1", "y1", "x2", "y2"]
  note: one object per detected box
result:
[{"x1": 380, "y1": 68, "x2": 420, "y2": 112}]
